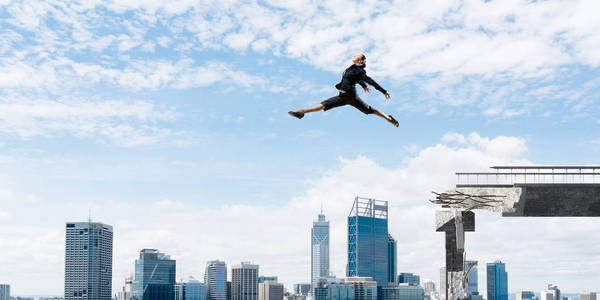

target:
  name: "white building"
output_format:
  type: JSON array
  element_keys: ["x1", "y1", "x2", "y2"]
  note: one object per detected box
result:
[{"x1": 311, "y1": 212, "x2": 330, "y2": 293}]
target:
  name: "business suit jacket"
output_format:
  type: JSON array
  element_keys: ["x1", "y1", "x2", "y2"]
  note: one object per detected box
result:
[{"x1": 335, "y1": 64, "x2": 387, "y2": 95}]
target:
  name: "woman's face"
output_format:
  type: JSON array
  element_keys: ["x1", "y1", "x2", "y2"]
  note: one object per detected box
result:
[{"x1": 352, "y1": 54, "x2": 365, "y2": 64}]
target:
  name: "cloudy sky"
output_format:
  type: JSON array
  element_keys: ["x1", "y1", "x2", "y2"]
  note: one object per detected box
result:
[{"x1": 1, "y1": 0, "x2": 600, "y2": 296}]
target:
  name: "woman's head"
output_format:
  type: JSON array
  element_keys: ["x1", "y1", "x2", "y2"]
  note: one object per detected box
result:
[{"x1": 352, "y1": 53, "x2": 366, "y2": 66}]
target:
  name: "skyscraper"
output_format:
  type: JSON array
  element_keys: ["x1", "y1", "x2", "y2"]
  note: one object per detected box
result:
[
  {"x1": 397, "y1": 273, "x2": 420, "y2": 286},
  {"x1": 0, "y1": 284, "x2": 9, "y2": 300},
  {"x1": 439, "y1": 267, "x2": 446, "y2": 300},
  {"x1": 387, "y1": 235, "x2": 397, "y2": 285},
  {"x1": 132, "y1": 249, "x2": 176, "y2": 300},
  {"x1": 258, "y1": 281, "x2": 284, "y2": 300},
  {"x1": 65, "y1": 222, "x2": 113, "y2": 300},
  {"x1": 516, "y1": 291, "x2": 536, "y2": 300},
  {"x1": 347, "y1": 197, "x2": 389, "y2": 287},
  {"x1": 232, "y1": 262, "x2": 259, "y2": 300},
  {"x1": 546, "y1": 284, "x2": 560, "y2": 300},
  {"x1": 175, "y1": 277, "x2": 207, "y2": 300},
  {"x1": 581, "y1": 292, "x2": 597, "y2": 300},
  {"x1": 465, "y1": 261, "x2": 478, "y2": 296},
  {"x1": 293, "y1": 284, "x2": 311, "y2": 296},
  {"x1": 344, "y1": 277, "x2": 377, "y2": 300},
  {"x1": 205, "y1": 260, "x2": 227, "y2": 300},
  {"x1": 312, "y1": 211, "x2": 330, "y2": 293},
  {"x1": 117, "y1": 276, "x2": 134, "y2": 300},
  {"x1": 486, "y1": 261, "x2": 508, "y2": 300},
  {"x1": 258, "y1": 277, "x2": 278, "y2": 283}
]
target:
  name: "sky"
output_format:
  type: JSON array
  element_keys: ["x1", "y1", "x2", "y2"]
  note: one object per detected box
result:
[{"x1": 1, "y1": 0, "x2": 600, "y2": 296}]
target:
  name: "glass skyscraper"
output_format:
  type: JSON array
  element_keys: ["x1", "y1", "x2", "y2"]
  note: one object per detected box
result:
[
  {"x1": 312, "y1": 211, "x2": 330, "y2": 292},
  {"x1": 465, "y1": 261, "x2": 478, "y2": 296},
  {"x1": 397, "y1": 273, "x2": 420, "y2": 286},
  {"x1": 132, "y1": 249, "x2": 176, "y2": 300},
  {"x1": 175, "y1": 277, "x2": 207, "y2": 300},
  {"x1": 486, "y1": 261, "x2": 508, "y2": 300},
  {"x1": 205, "y1": 260, "x2": 227, "y2": 300},
  {"x1": 387, "y1": 235, "x2": 397, "y2": 285},
  {"x1": 0, "y1": 284, "x2": 9, "y2": 300},
  {"x1": 347, "y1": 197, "x2": 389, "y2": 287},
  {"x1": 65, "y1": 222, "x2": 113, "y2": 300}
]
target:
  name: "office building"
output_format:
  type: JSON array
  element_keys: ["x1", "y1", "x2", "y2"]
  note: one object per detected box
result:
[
  {"x1": 541, "y1": 291, "x2": 554, "y2": 300},
  {"x1": 0, "y1": 284, "x2": 9, "y2": 300},
  {"x1": 347, "y1": 198, "x2": 389, "y2": 287},
  {"x1": 259, "y1": 277, "x2": 278, "y2": 284},
  {"x1": 117, "y1": 276, "x2": 133, "y2": 300},
  {"x1": 547, "y1": 285, "x2": 560, "y2": 300},
  {"x1": 344, "y1": 277, "x2": 377, "y2": 300},
  {"x1": 516, "y1": 291, "x2": 536, "y2": 300},
  {"x1": 439, "y1": 268, "x2": 446, "y2": 300},
  {"x1": 422, "y1": 281, "x2": 435, "y2": 300},
  {"x1": 294, "y1": 284, "x2": 311, "y2": 296},
  {"x1": 486, "y1": 261, "x2": 508, "y2": 300},
  {"x1": 175, "y1": 277, "x2": 207, "y2": 300},
  {"x1": 314, "y1": 282, "x2": 355, "y2": 300},
  {"x1": 65, "y1": 222, "x2": 113, "y2": 300},
  {"x1": 387, "y1": 235, "x2": 397, "y2": 285},
  {"x1": 232, "y1": 262, "x2": 259, "y2": 300},
  {"x1": 132, "y1": 249, "x2": 176, "y2": 300},
  {"x1": 581, "y1": 292, "x2": 597, "y2": 300},
  {"x1": 205, "y1": 261, "x2": 227, "y2": 300},
  {"x1": 465, "y1": 261, "x2": 478, "y2": 296},
  {"x1": 379, "y1": 284, "x2": 424, "y2": 300},
  {"x1": 397, "y1": 273, "x2": 420, "y2": 286},
  {"x1": 312, "y1": 212, "x2": 330, "y2": 293},
  {"x1": 259, "y1": 281, "x2": 284, "y2": 300}
]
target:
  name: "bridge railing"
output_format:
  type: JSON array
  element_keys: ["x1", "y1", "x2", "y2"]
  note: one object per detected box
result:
[{"x1": 456, "y1": 166, "x2": 600, "y2": 185}]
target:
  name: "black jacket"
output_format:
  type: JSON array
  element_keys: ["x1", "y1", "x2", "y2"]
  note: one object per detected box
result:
[{"x1": 335, "y1": 64, "x2": 387, "y2": 94}]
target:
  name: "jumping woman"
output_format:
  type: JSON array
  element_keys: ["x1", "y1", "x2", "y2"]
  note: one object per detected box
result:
[{"x1": 288, "y1": 53, "x2": 399, "y2": 127}]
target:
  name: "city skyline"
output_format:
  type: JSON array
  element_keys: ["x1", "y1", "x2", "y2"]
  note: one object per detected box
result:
[{"x1": 2, "y1": 0, "x2": 600, "y2": 296}]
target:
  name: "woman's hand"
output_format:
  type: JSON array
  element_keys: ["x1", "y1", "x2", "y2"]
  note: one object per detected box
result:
[
  {"x1": 363, "y1": 86, "x2": 370, "y2": 93},
  {"x1": 384, "y1": 92, "x2": 391, "y2": 99}
]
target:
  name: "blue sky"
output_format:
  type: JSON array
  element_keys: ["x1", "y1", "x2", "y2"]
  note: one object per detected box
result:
[{"x1": 1, "y1": 0, "x2": 600, "y2": 296}]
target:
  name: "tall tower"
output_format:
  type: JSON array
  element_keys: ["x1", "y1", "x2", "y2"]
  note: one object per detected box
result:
[
  {"x1": 132, "y1": 249, "x2": 176, "y2": 300},
  {"x1": 311, "y1": 210, "x2": 330, "y2": 292},
  {"x1": 465, "y1": 261, "x2": 478, "y2": 296},
  {"x1": 387, "y1": 234, "x2": 397, "y2": 285},
  {"x1": 231, "y1": 262, "x2": 259, "y2": 300},
  {"x1": 205, "y1": 260, "x2": 227, "y2": 300},
  {"x1": 65, "y1": 221, "x2": 113, "y2": 300},
  {"x1": 486, "y1": 261, "x2": 508, "y2": 300},
  {"x1": 347, "y1": 197, "x2": 389, "y2": 287}
]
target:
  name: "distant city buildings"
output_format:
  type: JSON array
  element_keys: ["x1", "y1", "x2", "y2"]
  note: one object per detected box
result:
[
  {"x1": 422, "y1": 281, "x2": 436, "y2": 300},
  {"x1": 205, "y1": 260, "x2": 227, "y2": 300},
  {"x1": 516, "y1": 291, "x2": 536, "y2": 300},
  {"x1": 312, "y1": 211, "x2": 330, "y2": 293},
  {"x1": 314, "y1": 281, "x2": 355, "y2": 300},
  {"x1": 541, "y1": 290, "x2": 555, "y2": 300},
  {"x1": 547, "y1": 284, "x2": 561, "y2": 300},
  {"x1": 117, "y1": 276, "x2": 133, "y2": 300},
  {"x1": 0, "y1": 284, "x2": 9, "y2": 300},
  {"x1": 465, "y1": 261, "x2": 478, "y2": 296},
  {"x1": 383, "y1": 284, "x2": 424, "y2": 300},
  {"x1": 231, "y1": 262, "x2": 259, "y2": 300},
  {"x1": 258, "y1": 281, "x2": 284, "y2": 300},
  {"x1": 397, "y1": 273, "x2": 420, "y2": 286},
  {"x1": 132, "y1": 249, "x2": 176, "y2": 300},
  {"x1": 294, "y1": 284, "x2": 311, "y2": 296},
  {"x1": 175, "y1": 276, "x2": 207, "y2": 300},
  {"x1": 387, "y1": 235, "x2": 397, "y2": 285},
  {"x1": 347, "y1": 198, "x2": 389, "y2": 287},
  {"x1": 258, "y1": 277, "x2": 278, "y2": 284},
  {"x1": 581, "y1": 292, "x2": 597, "y2": 300},
  {"x1": 64, "y1": 221, "x2": 113, "y2": 300},
  {"x1": 439, "y1": 267, "x2": 446, "y2": 300},
  {"x1": 344, "y1": 277, "x2": 377, "y2": 300},
  {"x1": 486, "y1": 261, "x2": 508, "y2": 300}
]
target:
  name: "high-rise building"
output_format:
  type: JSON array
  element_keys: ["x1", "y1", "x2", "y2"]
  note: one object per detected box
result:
[
  {"x1": 347, "y1": 197, "x2": 389, "y2": 287},
  {"x1": 65, "y1": 222, "x2": 113, "y2": 300},
  {"x1": 259, "y1": 277, "x2": 278, "y2": 284},
  {"x1": 379, "y1": 284, "x2": 424, "y2": 300},
  {"x1": 439, "y1": 267, "x2": 446, "y2": 300},
  {"x1": 293, "y1": 284, "x2": 311, "y2": 296},
  {"x1": 486, "y1": 261, "x2": 508, "y2": 300},
  {"x1": 227, "y1": 282, "x2": 232, "y2": 300},
  {"x1": 344, "y1": 277, "x2": 377, "y2": 300},
  {"x1": 315, "y1": 282, "x2": 355, "y2": 300},
  {"x1": 117, "y1": 276, "x2": 134, "y2": 300},
  {"x1": 422, "y1": 281, "x2": 436, "y2": 300},
  {"x1": 547, "y1": 284, "x2": 560, "y2": 300},
  {"x1": 132, "y1": 249, "x2": 176, "y2": 300},
  {"x1": 259, "y1": 281, "x2": 284, "y2": 300},
  {"x1": 205, "y1": 260, "x2": 227, "y2": 300},
  {"x1": 175, "y1": 277, "x2": 207, "y2": 300},
  {"x1": 0, "y1": 284, "x2": 9, "y2": 300},
  {"x1": 465, "y1": 261, "x2": 478, "y2": 296},
  {"x1": 312, "y1": 211, "x2": 330, "y2": 293},
  {"x1": 232, "y1": 262, "x2": 259, "y2": 300},
  {"x1": 516, "y1": 291, "x2": 536, "y2": 300},
  {"x1": 541, "y1": 291, "x2": 554, "y2": 300},
  {"x1": 387, "y1": 235, "x2": 397, "y2": 285},
  {"x1": 397, "y1": 273, "x2": 420, "y2": 286},
  {"x1": 581, "y1": 292, "x2": 597, "y2": 300}
]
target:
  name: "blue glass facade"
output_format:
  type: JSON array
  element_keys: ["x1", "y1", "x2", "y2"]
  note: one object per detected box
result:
[
  {"x1": 486, "y1": 261, "x2": 508, "y2": 300},
  {"x1": 387, "y1": 235, "x2": 397, "y2": 285},
  {"x1": 397, "y1": 273, "x2": 420, "y2": 286},
  {"x1": 348, "y1": 198, "x2": 389, "y2": 287},
  {"x1": 132, "y1": 249, "x2": 176, "y2": 300}
]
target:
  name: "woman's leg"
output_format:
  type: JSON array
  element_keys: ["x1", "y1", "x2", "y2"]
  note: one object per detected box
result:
[
  {"x1": 296, "y1": 103, "x2": 325, "y2": 114},
  {"x1": 349, "y1": 96, "x2": 399, "y2": 127}
]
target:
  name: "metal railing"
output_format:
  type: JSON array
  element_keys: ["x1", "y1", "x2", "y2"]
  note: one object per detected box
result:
[{"x1": 456, "y1": 166, "x2": 600, "y2": 185}]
